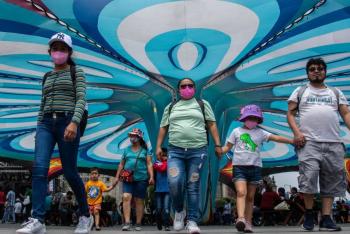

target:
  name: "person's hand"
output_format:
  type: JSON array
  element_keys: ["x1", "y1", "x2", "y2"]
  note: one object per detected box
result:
[
  {"x1": 215, "y1": 146, "x2": 222, "y2": 159},
  {"x1": 148, "y1": 177, "x2": 154, "y2": 185},
  {"x1": 156, "y1": 147, "x2": 163, "y2": 160},
  {"x1": 113, "y1": 178, "x2": 119, "y2": 187},
  {"x1": 294, "y1": 131, "x2": 306, "y2": 148},
  {"x1": 64, "y1": 122, "x2": 78, "y2": 141}
]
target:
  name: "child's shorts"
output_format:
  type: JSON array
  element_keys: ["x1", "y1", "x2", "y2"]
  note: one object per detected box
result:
[
  {"x1": 89, "y1": 204, "x2": 101, "y2": 213},
  {"x1": 232, "y1": 165, "x2": 262, "y2": 185},
  {"x1": 122, "y1": 180, "x2": 148, "y2": 199}
]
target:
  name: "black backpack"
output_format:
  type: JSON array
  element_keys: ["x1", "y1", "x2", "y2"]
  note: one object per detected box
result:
[
  {"x1": 168, "y1": 98, "x2": 209, "y2": 144},
  {"x1": 42, "y1": 66, "x2": 88, "y2": 136}
]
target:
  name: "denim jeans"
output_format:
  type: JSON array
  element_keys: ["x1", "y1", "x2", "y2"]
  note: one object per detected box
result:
[
  {"x1": 155, "y1": 192, "x2": 170, "y2": 225},
  {"x1": 167, "y1": 145, "x2": 207, "y2": 222},
  {"x1": 2, "y1": 206, "x2": 15, "y2": 223},
  {"x1": 32, "y1": 114, "x2": 89, "y2": 222}
]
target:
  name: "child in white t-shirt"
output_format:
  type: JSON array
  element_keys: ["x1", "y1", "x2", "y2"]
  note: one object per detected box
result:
[{"x1": 221, "y1": 104, "x2": 293, "y2": 233}]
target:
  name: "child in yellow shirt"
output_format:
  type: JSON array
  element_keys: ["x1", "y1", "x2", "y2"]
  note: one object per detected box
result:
[{"x1": 85, "y1": 167, "x2": 115, "y2": 231}]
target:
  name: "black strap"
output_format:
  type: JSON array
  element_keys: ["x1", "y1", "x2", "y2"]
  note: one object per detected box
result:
[
  {"x1": 42, "y1": 65, "x2": 76, "y2": 87},
  {"x1": 122, "y1": 148, "x2": 143, "y2": 171},
  {"x1": 297, "y1": 84, "x2": 340, "y2": 112},
  {"x1": 168, "y1": 98, "x2": 208, "y2": 144}
]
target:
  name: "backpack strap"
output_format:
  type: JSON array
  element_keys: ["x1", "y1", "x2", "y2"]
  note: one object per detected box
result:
[
  {"x1": 296, "y1": 85, "x2": 308, "y2": 112},
  {"x1": 297, "y1": 84, "x2": 340, "y2": 111},
  {"x1": 329, "y1": 86, "x2": 340, "y2": 108},
  {"x1": 70, "y1": 65, "x2": 77, "y2": 87},
  {"x1": 168, "y1": 98, "x2": 208, "y2": 144}
]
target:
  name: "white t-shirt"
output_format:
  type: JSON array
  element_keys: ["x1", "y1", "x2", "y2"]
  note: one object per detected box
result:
[
  {"x1": 227, "y1": 127, "x2": 271, "y2": 167},
  {"x1": 288, "y1": 85, "x2": 348, "y2": 142},
  {"x1": 14, "y1": 202, "x2": 22, "y2": 214}
]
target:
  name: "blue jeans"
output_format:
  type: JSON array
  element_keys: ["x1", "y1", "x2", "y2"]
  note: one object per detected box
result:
[
  {"x1": 2, "y1": 206, "x2": 15, "y2": 223},
  {"x1": 32, "y1": 114, "x2": 89, "y2": 222},
  {"x1": 155, "y1": 192, "x2": 171, "y2": 225},
  {"x1": 167, "y1": 145, "x2": 207, "y2": 222}
]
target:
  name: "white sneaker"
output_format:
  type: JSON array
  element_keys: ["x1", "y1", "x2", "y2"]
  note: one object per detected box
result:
[
  {"x1": 186, "y1": 221, "x2": 200, "y2": 234},
  {"x1": 74, "y1": 215, "x2": 94, "y2": 234},
  {"x1": 174, "y1": 210, "x2": 186, "y2": 231},
  {"x1": 16, "y1": 218, "x2": 46, "y2": 234}
]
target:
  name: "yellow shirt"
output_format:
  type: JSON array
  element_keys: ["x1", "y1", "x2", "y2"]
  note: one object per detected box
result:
[{"x1": 85, "y1": 180, "x2": 108, "y2": 205}]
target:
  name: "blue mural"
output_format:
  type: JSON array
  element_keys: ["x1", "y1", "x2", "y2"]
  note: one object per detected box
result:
[{"x1": 1, "y1": 0, "x2": 350, "y2": 220}]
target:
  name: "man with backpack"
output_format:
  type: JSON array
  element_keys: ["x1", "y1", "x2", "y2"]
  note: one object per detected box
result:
[{"x1": 287, "y1": 58, "x2": 350, "y2": 232}]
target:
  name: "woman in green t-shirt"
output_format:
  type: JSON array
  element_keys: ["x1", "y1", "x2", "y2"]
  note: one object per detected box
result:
[
  {"x1": 115, "y1": 128, "x2": 154, "y2": 231},
  {"x1": 156, "y1": 78, "x2": 222, "y2": 234}
]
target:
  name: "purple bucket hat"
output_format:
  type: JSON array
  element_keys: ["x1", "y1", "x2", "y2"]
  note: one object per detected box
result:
[{"x1": 239, "y1": 104, "x2": 263, "y2": 123}]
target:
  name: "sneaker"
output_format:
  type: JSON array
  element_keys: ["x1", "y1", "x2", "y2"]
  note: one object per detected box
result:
[
  {"x1": 135, "y1": 224, "x2": 142, "y2": 231},
  {"x1": 185, "y1": 221, "x2": 200, "y2": 234},
  {"x1": 122, "y1": 223, "x2": 131, "y2": 231},
  {"x1": 244, "y1": 221, "x2": 253, "y2": 233},
  {"x1": 74, "y1": 215, "x2": 94, "y2": 234},
  {"x1": 319, "y1": 216, "x2": 341, "y2": 231},
  {"x1": 16, "y1": 218, "x2": 46, "y2": 234},
  {"x1": 301, "y1": 212, "x2": 314, "y2": 231},
  {"x1": 174, "y1": 210, "x2": 186, "y2": 231},
  {"x1": 236, "y1": 217, "x2": 246, "y2": 232},
  {"x1": 156, "y1": 212, "x2": 162, "y2": 230},
  {"x1": 165, "y1": 226, "x2": 171, "y2": 231}
]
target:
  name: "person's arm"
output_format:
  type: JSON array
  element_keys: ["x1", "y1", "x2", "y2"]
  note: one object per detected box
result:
[
  {"x1": 287, "y1": 101, "x2": 305, "y2": 147},
  {"x1": 104, "y1": 183, "x2": 114, "y2": 192},
  {"x1": 339, "y1": 104, "x2": 350, "y2": 130},
  {"x1": 268, "y1": 134, "x2": 294, "y2": 144},
  {"x1": 221, "y1": 142, "x2": 234, "y2": 154},
  {"x1": 113, "y1": 159, "x2": 125, "y2": 186},
  {"x1": 207, "y1": 121, "x2": 222, "y2": 158},
  {"x1": 146, "y1": 156, "x2": 154, "y2": 185},
  {"x1": 156, "y1": 126, "x2": 168, "y2": 160}
]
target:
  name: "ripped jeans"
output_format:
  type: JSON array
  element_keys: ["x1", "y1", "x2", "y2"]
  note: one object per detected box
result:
[{"x1": 167, "y1": 145, "x2": 207, "y2": 222}]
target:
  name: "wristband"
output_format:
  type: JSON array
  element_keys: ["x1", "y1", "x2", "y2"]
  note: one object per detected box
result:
[{"x1": 215, "y1": 145, "x2": 221, "y2": 147}]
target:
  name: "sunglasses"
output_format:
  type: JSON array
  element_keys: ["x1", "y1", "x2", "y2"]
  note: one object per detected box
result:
[
  {"x1": 180, "y1": 84, "x2": 194, "y2": 89},
  {"x1": 308, "y1": 66, "x2": 325, "y2": 72}
]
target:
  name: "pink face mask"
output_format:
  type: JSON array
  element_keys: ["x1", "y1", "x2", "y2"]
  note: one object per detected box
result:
[
  {"x1": 179, "y1": 87, "x2": 195, "y2": 100},
  {"x1": 51, "y1": 51, "x2": 69, "y2": 65},
  {"x1": 245, "y1": 120, "x2": 258, "y2": 129}
]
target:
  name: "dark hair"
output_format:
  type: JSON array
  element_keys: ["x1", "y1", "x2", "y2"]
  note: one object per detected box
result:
[
  {"x1": 67, "y1": 47, "x2": 76, "y2": 66},
  {"x1": 306, "y1": 58, "x2": 327, "y2": 72},
  {"x1": 161, "y1": 147, "x2": 168, "y2": 153},
  {"x1": 139, "y1": 137, "x2": 148, "y2": 151},
  {"x1": 90, "y1": 167, "x2": 99, "y2": 173},
  {"x1": 291, "y1": 187, "x2": 298, "y2": 193},
  {"x1": 177, "y1": 77, "x2": 195, "y2": 90}
]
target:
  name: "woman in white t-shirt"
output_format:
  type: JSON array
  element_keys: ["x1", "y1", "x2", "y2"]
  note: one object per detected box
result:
[{"x1": 221, "y1": 104, "x2": 293, "y2": 233}]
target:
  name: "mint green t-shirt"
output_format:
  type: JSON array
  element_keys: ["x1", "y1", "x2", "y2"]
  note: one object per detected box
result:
[
  {"x1": 122, "y1": 146, "x2": 149, "y2": 181},
  {"x1": 160, "y1": 98, "x2": 216, "y2": 148}
]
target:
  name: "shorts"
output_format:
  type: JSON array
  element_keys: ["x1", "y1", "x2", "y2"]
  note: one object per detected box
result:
[
  {"x1": 232, "y1": 165, "x2": 262, "y2": 185},
  {"x1": 89, "y1": 204, "x2": 101, "y2": 214},
  {"x1": 297, "y1": 141, "x2": 346, "y2": 197},
  {"x1": 122, "y1": 180, "x2": 148, "y2": 199}
]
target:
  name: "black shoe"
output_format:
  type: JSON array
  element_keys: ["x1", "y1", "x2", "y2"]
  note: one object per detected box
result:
[
  {"x1": 301, "y1": 212, "x2": 314, "y2": 231},
  {"x1": 319, "y1": 216, "x2": 341, "y2": 231},
  {"x1": 165, "y1": 226, "x2": 171, "y2": 231},
  {"x1": 156, "y1": 212, "x2": 162, "y2": 230}
]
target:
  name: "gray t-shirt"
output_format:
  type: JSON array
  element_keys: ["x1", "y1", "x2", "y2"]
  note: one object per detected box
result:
[
  {"x1": 160, "y1": 98, "x2": 216, "y2": 148},
  {"x1": 288, "y1": 85, "x2": 348, "y2": 142},
  {"x1": 227, "y1": 127, "x2": 271, "y2": 167}
]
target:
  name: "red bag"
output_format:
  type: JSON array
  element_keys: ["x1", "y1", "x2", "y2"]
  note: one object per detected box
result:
[
  {"x1": 119, "y1": 169, "x2": 134, "y2": 183},
  {"x1": 120, "y1": 149, "x2": 142, "y2": 183}
]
